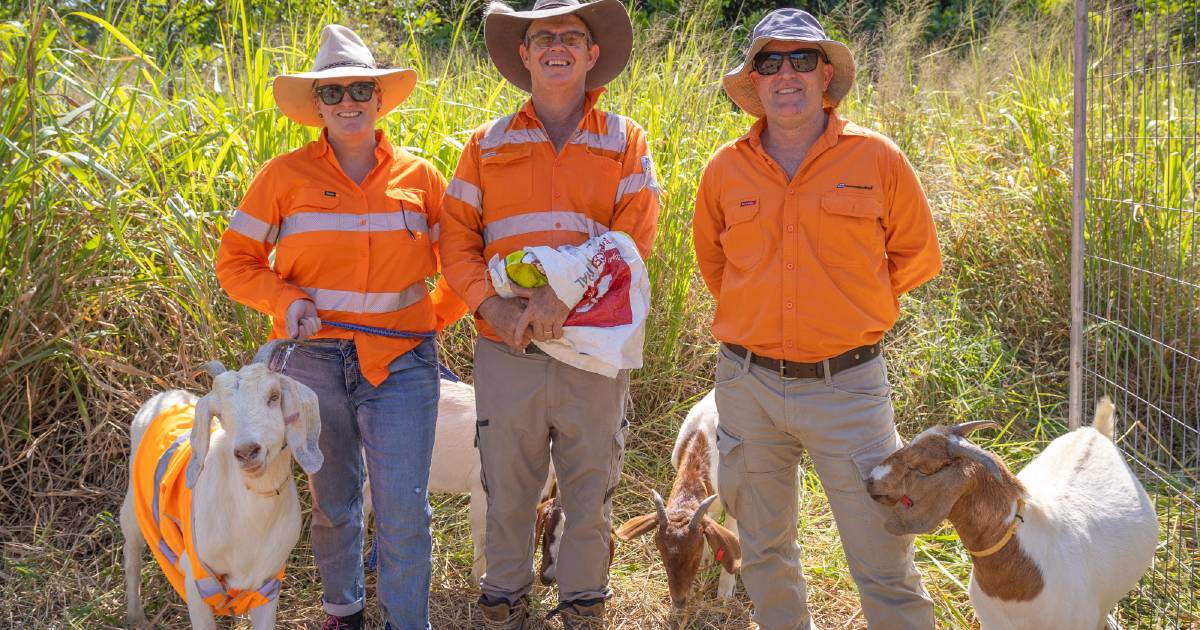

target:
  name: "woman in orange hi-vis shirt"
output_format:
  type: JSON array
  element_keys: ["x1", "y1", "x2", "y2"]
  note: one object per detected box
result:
[{"x1": 215, "y1": 25, "x2": 465, "y2": 630}]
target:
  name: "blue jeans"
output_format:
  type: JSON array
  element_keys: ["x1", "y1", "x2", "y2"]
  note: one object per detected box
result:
[{"x1": 271, "y1": 338, "x2": 439, "y2": 630}]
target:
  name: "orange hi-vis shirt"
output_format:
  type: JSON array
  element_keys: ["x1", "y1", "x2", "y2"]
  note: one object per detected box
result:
[
  {"x1": 693, "y1": 111, "x2": 942, "y2": 362},
  {"x1": 132, "y1": 402, "x2": 284, "y2": 616},
  {"x1": 217, "y1": 130, "x2": 467, "y2": 386},
  {"x1": 439, "y1": 88, "x2": 660, "y2": 341}
]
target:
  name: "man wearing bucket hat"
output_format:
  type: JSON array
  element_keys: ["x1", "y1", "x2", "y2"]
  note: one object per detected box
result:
[
  {"x1": 216, "y1": 24, "x2": 466, "y2": 630},
  {"x1": 439, "y1": 0, "x2": 658, "y2": 627},
  {"x1": 692, "y1": 9, "x2": 941, "y2": 630}
]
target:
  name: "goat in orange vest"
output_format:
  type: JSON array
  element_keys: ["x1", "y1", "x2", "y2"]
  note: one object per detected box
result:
[{"x1": 120, "y1": 352, "x2": 322, "y2": 629}]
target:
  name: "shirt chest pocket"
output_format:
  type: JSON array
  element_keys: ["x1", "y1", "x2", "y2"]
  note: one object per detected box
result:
[
  {"x1": 480, "y1": 145, "x2": 533, "y2": 214},
  {"x1": 818, "y1": 193, "x2": 885, "y2": 267},
  {"x1": 383, "y1": 188, "x2": 436, "y2": 268},
  {"x1": 573, "y1": 149, "x2": 621, "y2": 214},
  {"x1": 720, "y1": 199, "x2": 766, "y2": 270}
]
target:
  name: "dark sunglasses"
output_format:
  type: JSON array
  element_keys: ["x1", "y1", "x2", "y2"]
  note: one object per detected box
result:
[
  {"x1": 525, "y1": 30, "x2": 590, "y2": 49},
  {"x1": 752, "y1": 49, "x2": 826, "y2": 76},
  {"x1": 314, "y1": 81, "x2": 378, "y2": 106}
]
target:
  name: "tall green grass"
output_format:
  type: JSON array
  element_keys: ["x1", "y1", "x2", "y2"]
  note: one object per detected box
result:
[{"x1": 1, "y1": 0, "x2": 1192, "y2": 626}]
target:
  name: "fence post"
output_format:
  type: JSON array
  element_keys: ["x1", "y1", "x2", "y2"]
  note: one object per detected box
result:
[{"x1": 1069, "y1": 0, "x2": 1087, "y2": 430}]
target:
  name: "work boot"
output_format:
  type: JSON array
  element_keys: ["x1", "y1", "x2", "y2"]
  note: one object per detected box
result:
[
  {"x1": 479, "y1": 594, "x2": 530, "y2": 630},
  {"x1": 552, "y1": 598, "x2": 606, "y2": 629},
  {"x1": 321, "y1": 610, "x2": 363, "y2": 630}
]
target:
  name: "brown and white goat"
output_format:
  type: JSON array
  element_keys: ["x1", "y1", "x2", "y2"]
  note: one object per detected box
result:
[
  {"x1": 533, "y1": 478, "x2": 615, "y2": 586},
  {"x1": 865, "y1": 398, "x2": 1157, "y2": 629},
  {"x1": 615, "y1": 391, "x2": 741, "y2": 611}
]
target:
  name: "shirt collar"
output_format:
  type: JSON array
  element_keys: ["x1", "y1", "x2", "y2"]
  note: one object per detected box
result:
[
  {"x1": 516, "y1": 87, "x2": 607, "y2": 126},
  {"x1": 740, "y1": 108, "x2": 861, "y2": 159},
  {"x1": 309, "y1": 129, "x2": 395, "y2": 161}
]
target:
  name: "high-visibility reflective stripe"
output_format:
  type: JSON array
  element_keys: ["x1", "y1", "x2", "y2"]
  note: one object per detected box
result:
[
  {"x1": 151, "y1": 433, "x2": 189, "y2": 529},
  {"x1": 479, "y1": 114, "x2": 555, "y2": 151},
  {"x1": 195, "y1": 576, "x2": 224, "y2": 599},
  {"x1": 257, "y1": 578, "x2": 281, "y2": 601},
  {"x1": 447, "y1": 178, "x2": 482, "y2": 212},
  {"x1": 429, "y1": 223, "x2": 440, "y2": 244},
  {"x1": 157, "y1": 539, "x2": 179, "y2": 565},
  {"x1": 302, "y1": 283, "x2": 429, "y2": 314},
  {"x1": 483, "y1": 211, "x2": 608, "y2": 244},
  {"x1": 229, "y1": 211, "x2": 279, "y2": 243},
  {"x1": 278, "y1": 210, "x2": 429, "y2": 239},
  {"x1": 573, "y1": 112, "x2": 628, "y2": 153},
  {"x1": 614, "y1": 171, "x2": 657, "y2": 203}
]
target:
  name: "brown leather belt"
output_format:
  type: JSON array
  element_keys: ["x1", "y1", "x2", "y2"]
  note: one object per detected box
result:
[{"x1": 724, "y1": 342, "x2": 881, "y2": 379}]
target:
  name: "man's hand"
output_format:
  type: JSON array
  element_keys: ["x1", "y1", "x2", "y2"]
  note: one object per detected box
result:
[
  {"x1": 477, "y1": 295, "x2": 532, "y2": 350},
  {"x1": 285, "y1": 299, "x2": 322, "y2": 339},
  {"x1": 510, "y1": 285, "x2": 571, "y2": 343}
]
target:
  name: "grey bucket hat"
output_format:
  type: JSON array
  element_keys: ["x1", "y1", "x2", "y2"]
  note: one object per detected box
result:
[
  {"x1": 484, "y1": 0, "x2": 633, "y2": 92},
  {"x1": 722, "y1": 9, "x2": 856, "y2": 117}
]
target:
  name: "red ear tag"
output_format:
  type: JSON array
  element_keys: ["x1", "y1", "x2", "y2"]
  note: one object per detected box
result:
[
  {"x1": 716, "y1": 548, "x2": 725, "y2": 562},
  {"x1": 899, "y1": 496, "x2": 913, "y2": 508}
]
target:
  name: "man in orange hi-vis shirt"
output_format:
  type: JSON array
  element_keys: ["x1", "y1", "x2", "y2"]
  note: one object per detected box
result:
[
  {"x1": 693, "y1": 9, "x2": 941, "y2": 630},
  {"x1": 216, "y1": 25, "x2": 465, "y2": 630},
  {"x1": 439, "y1": 0, "x2": 658, "y2": 627}
]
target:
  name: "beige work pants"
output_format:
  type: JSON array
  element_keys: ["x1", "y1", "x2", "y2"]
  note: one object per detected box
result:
[
  {"x1": 473, "y1": 338, "x2": 629, "y2": 604},
  {"x1": 714, "y1": 344, "x2": 934, "y2": 630}
]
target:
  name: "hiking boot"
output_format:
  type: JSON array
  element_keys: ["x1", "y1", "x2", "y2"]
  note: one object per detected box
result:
[
  {"x1": 321, "y1": 610, "x2": 364, "y2": 630},
  {"x1": 479, "y1": 594, "x2": 531, "y2": 630},
  {"x1": 552, "y1": 598, "x2": 606, "y2": 629}
]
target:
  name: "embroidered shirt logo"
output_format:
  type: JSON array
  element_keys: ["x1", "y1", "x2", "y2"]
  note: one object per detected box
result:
[
  {"x1": 836, "y1": 183, "x2": 874, "y2": 190},
  {"x1": 324, "y1": 191, "x2": 337, "y2": 197},
  {"x1": 740, "y1": 200, "x2": 757, "y2": 206}
]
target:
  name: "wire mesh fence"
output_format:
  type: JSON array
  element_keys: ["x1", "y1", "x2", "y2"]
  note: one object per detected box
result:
[{"x1": 1077, "y1": 0, "x2": 1200, "y2": 626}]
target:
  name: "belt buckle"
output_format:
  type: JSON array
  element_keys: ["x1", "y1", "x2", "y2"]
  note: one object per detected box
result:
[{"x1": 779, "y1": 360, "x2": 798, "y2": 380}]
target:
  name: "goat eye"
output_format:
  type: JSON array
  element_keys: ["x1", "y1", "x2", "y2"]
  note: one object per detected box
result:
[{"x1": 269, "y1": 392, "x2": 280, "y2": 404}]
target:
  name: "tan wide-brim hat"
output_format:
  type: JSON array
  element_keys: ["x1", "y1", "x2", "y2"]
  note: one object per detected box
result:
[
  {"x1": 484, "y1": 0, "x2": 633, "y2": 92},
  {"x1": 272, "y1": 24, "x2": 417, "y2": 127},
  {"x1": 722, "y1": 8, "x2": 856, "y2": 118}
]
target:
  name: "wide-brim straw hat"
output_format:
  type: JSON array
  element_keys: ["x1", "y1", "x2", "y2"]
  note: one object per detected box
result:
[
  {"x1": 722, "y1": 8, "x2": 856, "y2": 117},
  {"x1": 273, "y1": 24, "x2": 417, "y2": 127},
  {"x1": 484, "y1": 0, "x2": 633, "y2": 92}
]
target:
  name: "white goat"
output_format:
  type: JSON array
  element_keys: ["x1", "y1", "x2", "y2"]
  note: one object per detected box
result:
[
  {"x1": 616, "y1": 390, "x2": 741, "y2": 612},
  {"x1": 121, "y1": 360, "x2": 322, "y2": 630},
  {"x1": 865, "y1": 398, "x2": 1158, "y2": 629}
]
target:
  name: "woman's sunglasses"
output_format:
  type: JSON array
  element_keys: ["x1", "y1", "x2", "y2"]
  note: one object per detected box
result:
[
  {"x1": 314, "y1": 81, "x2": 378, "y2": 106},
  {"x1": 752, "y1": 49, "x2": 826, "y2": 76}
]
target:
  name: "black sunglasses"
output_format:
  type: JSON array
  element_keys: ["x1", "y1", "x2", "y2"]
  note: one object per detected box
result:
[
  {"x1": 752, "y1": 49, "x2": 826, "y2": 76},
  {"x1": 314, "y1": 81, "x2": 378, "y2": 106}
]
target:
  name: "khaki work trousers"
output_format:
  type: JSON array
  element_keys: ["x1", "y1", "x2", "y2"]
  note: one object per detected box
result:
[
  {"x1": 473, "y1": 338, "x2": 629, "y2": 604},
  {"x1": 714, "y1": 345, "x2": 934, "y2": 630}
]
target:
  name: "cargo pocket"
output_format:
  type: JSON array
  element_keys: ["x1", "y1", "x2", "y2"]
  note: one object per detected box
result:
[
  {"x1": 827, "y1": 430, "x2": 903, "y2": 499},
  {"x1": 604, "y1": 418, "x2": 630, "y2": 503},
  {"x1": 475, "y1": 419, "x2": 491, "y2": 500},
  {"x1": 818, "y1": 193, "x2": 885, "y2": 267},
  {"x1": 714, "y1": 424, "x2": 745, "y2": 518}
]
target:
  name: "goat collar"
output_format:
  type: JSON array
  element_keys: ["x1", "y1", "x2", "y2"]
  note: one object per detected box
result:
[
  {"x1": 966, "y1": 498, "x2": 1025, "y2": 558},
  {"x1": 245, "y1": 474, "x2": 290, "y2": 497}
]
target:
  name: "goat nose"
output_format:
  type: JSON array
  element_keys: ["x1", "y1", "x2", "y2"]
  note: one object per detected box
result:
[{"x1": 234, "y1": 443, "x2": 262, "y2": 465}]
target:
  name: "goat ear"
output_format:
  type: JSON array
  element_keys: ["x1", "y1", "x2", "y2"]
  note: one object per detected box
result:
[
  {"x1": 186, "y1": 393, "x2": 219, "y2": 489},
  {"x1": 615, "y1": 513, "x2": 658, "y2": 540},
  {"x1": 535, "y1": 500, "x2": 551, "y2": 546},
  {"x1": 702, "y1": 516, "x2": 742, "y2": 573},
  {"x1": 281, "y1": 375, "x2": 323, "y2": 474}
]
